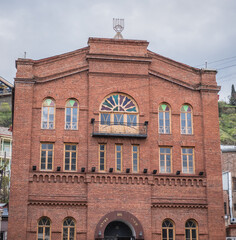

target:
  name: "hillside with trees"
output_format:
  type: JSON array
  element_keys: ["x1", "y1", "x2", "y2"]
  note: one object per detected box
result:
[{"x1": 219, "y1": 84, "x2": 236, "y2": 145}]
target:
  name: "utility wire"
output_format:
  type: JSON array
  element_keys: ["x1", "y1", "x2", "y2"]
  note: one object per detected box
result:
[
  {"x1": 195, "y1": 55, "x2": 236, "y2": 67},
  {"x1": 218, "y1": 64, "x2": 236, "y2": 70}
]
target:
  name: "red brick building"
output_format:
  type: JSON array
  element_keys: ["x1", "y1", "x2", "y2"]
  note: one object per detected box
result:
[{"x1": 8, "y1": 37, "x2": 225, "y2": 240}]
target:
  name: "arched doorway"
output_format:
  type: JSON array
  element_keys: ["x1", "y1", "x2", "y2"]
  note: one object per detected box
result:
[
  {"x1": 104, "y1": 221, "x2": 134, "y2": 240},
  {"x1": 95, "y1": 211, "x2": 144, "y2": 240}
]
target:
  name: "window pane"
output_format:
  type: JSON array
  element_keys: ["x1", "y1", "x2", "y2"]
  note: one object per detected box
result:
[
  {"x1": 45, "y1": 227, "x2": 50, "y2": 236},
  {"x1": 160, "y1": 148, "x2": 165, "y2": 154},
  {"x1": 116, "y1": 145, "x2": 121, "y2": 151},
  {"x1": 133, "y1": 146, "x2": 138, "y2": 152},
  {"x1": 162, "y1": 229, "x2": 167, "y2": 238},
  {"x1": 186, "y1": 229, "x2": 190, "y2": 239},
  {"x1": 48, "y1": 144, "x2": 53, "y2": 150}
]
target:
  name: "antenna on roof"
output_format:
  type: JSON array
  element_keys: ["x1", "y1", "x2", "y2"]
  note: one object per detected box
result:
[
  {"x1": 113, "y1": 18, "x2": 124, "y2": 39},
  {"x1": 24, "y1": 52, "x2": 27, "y2": 59}
]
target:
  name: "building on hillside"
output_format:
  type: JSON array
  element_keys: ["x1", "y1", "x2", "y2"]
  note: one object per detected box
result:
[
  {"x1": 0, "y1": 203, "x2": 8, "y2": 240},
  {"x1": 0, "y1": 127, "x2": 12, "y2": 176},
  {"x1": 0, "y1": 77, "x2": 13, "y2": 109},
  {"x1": 222, "y1": 145, "x2": 236, "y2": 239},
  {"x1": 8, "y1": 36, "x2": 225, "y2": 240}
]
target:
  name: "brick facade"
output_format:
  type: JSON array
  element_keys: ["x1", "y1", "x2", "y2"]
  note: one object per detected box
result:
[{"x1": 8, "y1": 37, "x2": 225, "y2": 239}]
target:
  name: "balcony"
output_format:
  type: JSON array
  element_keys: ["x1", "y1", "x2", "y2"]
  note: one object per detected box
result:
[
  {"x1": 91, "y1": 119, "x2": 148, "y2": 138},
  {"x1": 0, "y1": 151, "x2": 11, "y2": 159}
]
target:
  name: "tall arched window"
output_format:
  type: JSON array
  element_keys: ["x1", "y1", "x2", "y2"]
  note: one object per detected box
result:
[
  {"x1": 159, "y1": 103, "x2": 171, "y2": 134},
  {"x1": 37, "y1": 217, "x2": 51, "y2": 240},
  {"x1": 100, "y1": 93, "x2": 139, "y2": 134},
  {"x1": 162, "y1": 219, "x2": 175, "y2": 240},
  {"x1": 65, "y1": 99, "x2": 78, "y2": 130},
  {"x1": 63, "y1": 218, "x2": 75, "y2": 240},
  {"x1": 42, "y1": 98, "x2": 55, "y2": 129},
  {"x1": 185, "y1": 220, "x2": 198, "y2": 240},
  {"x1": 181, "y1": 104, "x2": 193, "y2": 134}
]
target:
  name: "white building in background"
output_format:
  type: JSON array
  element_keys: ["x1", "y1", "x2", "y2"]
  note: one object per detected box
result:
[
  {"x1": 0, "y1": 127, "x2": 12, "y2": 176},
  {"x1": 222, "y1": 145, "x2": 236, "y2": 239}
]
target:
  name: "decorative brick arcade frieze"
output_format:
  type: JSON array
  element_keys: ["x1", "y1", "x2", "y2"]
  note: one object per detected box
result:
[
  {"x1": 28, "y1": 201, "x2": 87, "y2": 206},
  {"x1": 30, "y1": 172, "x2": 206, "y2": 187},
  {"x1": 151, "y1": 203, "x2": 207, "y2": 208}
]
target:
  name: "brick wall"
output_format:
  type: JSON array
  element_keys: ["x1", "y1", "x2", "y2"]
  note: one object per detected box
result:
[{"x1": 8, "y1": 37, "x2": 225, "y2": 239}]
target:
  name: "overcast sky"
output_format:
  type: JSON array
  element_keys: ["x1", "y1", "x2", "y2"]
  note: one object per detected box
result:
[{"x1": 0, "y1": 0, "x2": 235, "y2": 101}]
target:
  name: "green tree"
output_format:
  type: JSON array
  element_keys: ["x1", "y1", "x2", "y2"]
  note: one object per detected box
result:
[
  {"x1": 0, "y1": 158, "x2": 9, "y2": 203},
  {"x1": 0, "y1": 102, "x2": 12, "y2": 127},
  {"x1": 229, "y1": 84, "x2": 236, "y2": 106}
]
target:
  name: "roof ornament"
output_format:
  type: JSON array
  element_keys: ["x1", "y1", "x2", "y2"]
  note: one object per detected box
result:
[{"x1": 113, "y1": 18, "x2": 124, "y2": 39}]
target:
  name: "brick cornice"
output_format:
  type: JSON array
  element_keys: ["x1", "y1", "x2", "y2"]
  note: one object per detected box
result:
[
  {"x1": 86, "y1": 53, "x2": 152, "y2": 63},
  {"x1": 149, "y1": 69, "x2": 220, "y2": 92}
]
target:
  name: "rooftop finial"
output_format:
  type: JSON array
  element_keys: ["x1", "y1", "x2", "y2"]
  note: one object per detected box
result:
[{"x1": 113, "y1": 18, "x2": 124, "y2": 39}]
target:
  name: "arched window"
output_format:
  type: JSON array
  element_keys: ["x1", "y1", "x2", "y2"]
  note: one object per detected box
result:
[
  {"x1": 159, "y1": 103, "x2": 171, "y2": 134},
  {"x1": 42, "y1": 98, "x2": 55, "y2": 129},
  {"x1": 162, "y1": 219, "x2": 175, "y2": 240},
  {"x1": 100, "y1": 93, "x2": 139, "y2": 134},
  {"x1": 37, "y1": 217, "x2": 51, "y2": 240},
  {"x1": 185, "y1": 220, "x2": 198, "y2": 240},
  {"x1": 181, "y1": 104, "x2": 193, "y2": 134},
  {"x1": 65, "y1": 99, "x2": 78, "y2": 130},
  {"x1": 63, "y1": 218, "x2": 75, "y2": 240}
]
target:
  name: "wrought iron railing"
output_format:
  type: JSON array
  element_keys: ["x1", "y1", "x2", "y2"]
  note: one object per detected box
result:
[
  {"x1": 226, "y1": 237, "x2": 236, "y2": 240},
  {"x1": 91, "y1": 120, "x2": 148, "y2": 138},
  {"x1": 0, "y1": 151, "x2": 11, "y2": 158}
]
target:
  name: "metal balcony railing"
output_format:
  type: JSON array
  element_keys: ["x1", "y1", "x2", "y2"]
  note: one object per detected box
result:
[
  {"x1": 226, "y1": 237, "x2": 236, "y2": 240},
  {"x1": 0, "y1": 151, "x2": 11, "y2": 159},
  {"x1": 91, "y1": 120, "x2": 148, "y2": 138}
]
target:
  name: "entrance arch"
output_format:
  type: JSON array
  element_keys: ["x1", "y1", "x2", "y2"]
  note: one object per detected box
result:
[
  {"x1": 104, "y1": 221, "x2": 133, "y2": 239},
  {"x1": 95, "y1": 211, "x2": 144, "y2": 240}
]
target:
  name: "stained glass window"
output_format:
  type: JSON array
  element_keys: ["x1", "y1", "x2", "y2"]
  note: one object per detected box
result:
[
  {"x1": 162, "y1": 219, "x2": 174, "y2": 240},
  {"x1": 100, "y1": 93, "x2": 138, "y2": 128},
  {"x1": 181, "y1": 104, "x2": 192, "y2": 134},
  {"x1": 63, "y1": 218, "x2": 75, "y2": 240},
  {"x1": 38, "y1": 217, "x2": 51, "y2": 240},
  {"x1": 65, "y1": 99, "x2": 78, "y2": 130},
  {"x1": 42, "y1": 99, "x2": 55, "y2": 129},
  {"x1": 100, "y1": 94, "x2": 137, "y2": 113},
  {"x1": 159, "y1": 104, "x2": 171, "y2": 134},
  {"x1": 185, "y1": 220, "x2": 197, "y2": 240},
  {"x1": 160, "y1": 147, "x2": 172, "y2": 173}
]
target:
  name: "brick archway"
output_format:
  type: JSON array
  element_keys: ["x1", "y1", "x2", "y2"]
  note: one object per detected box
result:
[{"x1": 94, "y1": 211, "x2": 144, "y2": 240}]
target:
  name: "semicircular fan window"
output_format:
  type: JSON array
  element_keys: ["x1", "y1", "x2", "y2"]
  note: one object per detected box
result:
[
  {"x1": 101, "y1": 94, "x2": 137, "y2": 113},
  {"x1": 99, "y1": 94, "x2": 138, "y2": 131}
]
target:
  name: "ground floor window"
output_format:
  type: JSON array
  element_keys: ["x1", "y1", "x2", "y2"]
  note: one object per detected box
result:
[
  {"x1": 63, "y1": 218, "x2": 75, "y2": 240},
  {"x1": 185, "y1": 220, "x2": 198, "y2": 240},
  {"x1": 162, "y1": 219, "x2": 174, "y2": 240},
  {"x1": 37, "y1": 217, "x2": 51, "y2": 240}
]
